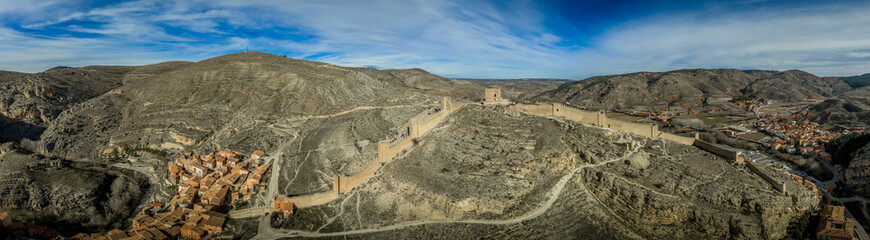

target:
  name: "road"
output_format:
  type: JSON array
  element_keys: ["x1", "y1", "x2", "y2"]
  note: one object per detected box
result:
[
  {"x1": 251, "y1": 130, "x2": 644, "y2": 239},
  {"x1": 68, "y1": 158, "x2": 159, "y2": 228},
  {"x1": 844, "y1": 206, "x2": 870, "y2": 240}
]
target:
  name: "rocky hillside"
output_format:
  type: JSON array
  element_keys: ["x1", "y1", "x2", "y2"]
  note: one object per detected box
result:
[
  {"x1": 806, "y1": 96, "x2": 870, "y2": 127},
  {"x1": 841, "y1": 138, "x2": 870, "y2": 197},
  {"x1": 0, "y1": 66, "x2": 133, "y2": 142},
  {"x1": 841, "y1": 86, "x2": 870, "y2": 97},
  {"x1": 456, "y1": 79, "x2": 569, "y2": 102},
  {"x1": 0, "y1": 145, "x2": 147, "y2": 234},
  {"x1": 269, "y1": 105, "x2": 817, "y2": 239},
  {"x1": 29, "y1": 52, "x2": 466, "y2": 159},
  {"x1": 535, "y1": 69, "x2": 851, "y2": 109}
]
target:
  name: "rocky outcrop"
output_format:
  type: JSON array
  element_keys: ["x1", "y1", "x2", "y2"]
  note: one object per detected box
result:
[
  {"x1": 0, "y1": 66, "x2": 131, "y2": 142},
  {"x1": 843, "y1": 143, "x2": 870, "y2": 196},
  {"x1": 0, "y1": 149, "x2": 146, "y2": 234},
  {"x1": 579, "y1": 139, "x2": 818, "y2": 239},
  {"x1": 807, "y1": 96, "x2": 870, "y2": 127},
  {"x1": 34, "y1": 52, "x2": 463, "y2": 159}
]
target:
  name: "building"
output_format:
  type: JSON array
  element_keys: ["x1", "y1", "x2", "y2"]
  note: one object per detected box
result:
[
  {"x1": 817, "y1": 204, "x2": 857, "y2": 240},
  {"x1": 484, "y1": 88, "x2": 502, "y2": 103},
  {"x1": 274, "y1": 196, "x2": 297, "y2": 216},
  {"x1": 251, "y1": 150, "x2": 265, "y2": 160}
]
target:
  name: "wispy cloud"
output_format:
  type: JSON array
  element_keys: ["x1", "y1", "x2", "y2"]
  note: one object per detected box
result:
[
  {"x1": 575, "y1": 1, "x2": 870, "y2": 77},
  {"x1": 0, "y1": 0, "x2": 869, "y2": 79}
]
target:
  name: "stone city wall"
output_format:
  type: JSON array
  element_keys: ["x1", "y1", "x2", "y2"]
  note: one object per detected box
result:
[
  {"x1": 659, "y1": 132, "x2": 696, "y2": 145},
  {"x1": 746, "y1": 162, "x2": 787, "y2": 195},
  {"x1": 282, "y1": 191, "x2": 340, "y2": 208},
  {"x1": 277, "y1": 98, "x2": 462, "y2": 210},
  {"x1": 607, "y1": 118, "x2": 659, "y2": 139},
  {"x1": 514, "y1": 102, "x2": 787, "y2": 195},
  {"x1": 516, "y1": 103, "x2": 741, "y2": 160},
  {"x1": 692, "y1": 139, "x2": 741, "y2": 163}
]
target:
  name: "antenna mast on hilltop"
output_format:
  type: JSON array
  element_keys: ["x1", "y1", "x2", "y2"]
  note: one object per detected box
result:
[{"x1": 245, "y1": 46, "x2": 249, "y2": 52}]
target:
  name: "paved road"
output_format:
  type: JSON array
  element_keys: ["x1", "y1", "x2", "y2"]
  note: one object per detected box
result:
[
  {"x1": 251, "y1": 130, "x2": 644, "y2": 239},
  {"x1": 844, "y1": 205, "x2": 870, "y2": 240}
]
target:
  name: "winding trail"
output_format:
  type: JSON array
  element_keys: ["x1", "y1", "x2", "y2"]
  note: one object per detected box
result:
[{"x1": 252, "y1": 132, "x2": 643, "y2": 239}]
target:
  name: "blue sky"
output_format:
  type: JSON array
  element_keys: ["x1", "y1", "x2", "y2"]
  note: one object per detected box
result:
[{"x1": 1, "y1": 0, "x2": 869, "y2": 79}]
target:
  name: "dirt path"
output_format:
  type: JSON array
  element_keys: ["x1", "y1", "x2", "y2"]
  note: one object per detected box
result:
[{"x1": 252, "y1": 132, "x2": 643, "y2": 239}]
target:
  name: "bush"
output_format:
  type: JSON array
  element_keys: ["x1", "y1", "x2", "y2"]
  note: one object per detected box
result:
[
  {"x1": 124, "y1": 145, "x2": 168, "y2": 158},
  {"x1": 832, "y1": 198, "x2": 844, "y2": 206},
  {"x1": 731, "y1": 95, "x2": 752, "y2": 102},
  {"x1": 787, "y1": 210, "x2": 811, "y2": 239},
  {"x1": 826, "y1": 132, "x2": 870, "y2": 166}
]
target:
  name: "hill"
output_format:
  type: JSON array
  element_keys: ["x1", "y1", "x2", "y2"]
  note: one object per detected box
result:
[
  {"x1": 534, "y1": 69, "x2": 851, "y2": 109},
  {"x1": 33, "y1": 52, "x2": 468, "y2": 159},
  {"x1": 838, "y1": 73, "x2": 870, "y2": 89},
  {"x1": 455, "y1": 78, "x2": 570, "y2": 101},
  {"x1": 0, "y1": 53, "x2": 820, "y2": 238}
]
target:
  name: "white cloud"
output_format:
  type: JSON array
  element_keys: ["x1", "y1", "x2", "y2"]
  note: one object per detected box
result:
[
  {"x1": 1, "y1": 0, "x2": 869, "y2": 79},
  {"x1": 574, "y1": 2, "x2": 870, "y2": 77}
]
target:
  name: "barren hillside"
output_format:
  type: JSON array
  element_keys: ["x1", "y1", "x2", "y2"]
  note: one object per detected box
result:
[{"x1": 535, "y1": 69, "x2": 851, "y2": 109}]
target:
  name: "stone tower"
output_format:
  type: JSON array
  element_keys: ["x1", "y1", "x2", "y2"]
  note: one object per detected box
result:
[{"x1": 484, "y1": 88, "x2": 502, "y2": 103}]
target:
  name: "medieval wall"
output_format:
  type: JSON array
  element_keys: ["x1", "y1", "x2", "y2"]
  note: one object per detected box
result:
[
  {"x1": 277, "y1": 99, "x2": 463, "y2": 210},
  {"x1": 607, "y1": 118, "x2": 658, "y2": 138},
  {"x1": 659, "y1": 132, "x2": 696, "y2": 145},
  {"x1": 693, "y1": 140, "x2": 740, "y2": 162},
  {"x1": 746, "y1": 162, "x2": 787, "y2": 195},
  {"x1": 516, "y1": 104, "x2": 552, "y2": 116},
  {"x1": 282, "y1": 191, "x2": 340, "y2": 208},
  {"x1": 554, "y1": 105, "x2": 600, "y2": 126},
  {"x1": 340, "y1": 161, "x2": 383, "y2": 194}
]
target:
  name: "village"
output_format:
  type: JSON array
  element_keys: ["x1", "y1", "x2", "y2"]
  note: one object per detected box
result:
[{"x1": 66, "y1": 150, "x2": 272, "y2": 240}]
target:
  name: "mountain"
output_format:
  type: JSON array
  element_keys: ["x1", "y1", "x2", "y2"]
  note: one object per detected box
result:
[
  {"x1": 838, "y1": 73, "x2": 870, "y2": 89},
  {"x1": 0, "y1": 53, "x2": 819, "y2": 238},
  {"x1": 455, "y1": 78, "x2": 570, "y2": 101},
  {"x1": 534, "y1": 69, "x2": 851, "y2": 109},
  {"x1": 0, "y1": 66, "x2": 134, "y2": 142},
  {"x1": 32, "y1": 52, "x2": 474, "y2": 159},
  {"x1": 841, "y1": 85, "x2": 870, "y2": 97}
]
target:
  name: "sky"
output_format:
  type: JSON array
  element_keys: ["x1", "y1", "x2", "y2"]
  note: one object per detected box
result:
[{"x1": 1, "y1": 0, "x2": 869, "y2": 79}]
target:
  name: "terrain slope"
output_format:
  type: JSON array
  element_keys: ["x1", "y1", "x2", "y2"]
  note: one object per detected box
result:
[{"x1": 535, "y1": 69, "x2": 850, "y2": 109}]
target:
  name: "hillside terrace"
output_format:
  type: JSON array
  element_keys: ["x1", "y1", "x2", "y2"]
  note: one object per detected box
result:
[{"x1": 72, "y1": 150, "x2": 270, "y2": 240}]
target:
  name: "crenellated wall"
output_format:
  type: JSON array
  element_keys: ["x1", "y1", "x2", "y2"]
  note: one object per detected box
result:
[
  {"x1": 746, "y1": 162, "x2": 787, "y2": 195},
  {"x1": 513, "y1": 102, "x2": 788, "y2": 195},
  {"x1": 693, "y1": 139, "x2": 742, "y2": 163},
  {"x1": 276, "y1": 98, "x2": 463, "y2": 210},
  {"x1": 282, "y1": 191, "x2": 340, "y2": 208}
]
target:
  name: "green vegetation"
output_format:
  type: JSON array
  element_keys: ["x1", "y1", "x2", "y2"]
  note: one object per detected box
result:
[
  {"x1": 124, "y1": 145, "x2": 168, "y2": 158},
  {"x1": 826, "y1": 132, "x2": 870, "y2": 166},
  {"x1": 167, "y1": 185, "x2": 176, "y2": 191},
  {"x1": 832, "y1": 198, "x2": 844, "y2": 206},
  {"x1": 730, "y1": 95, "x2": 752, "y2": 102},
  {"x1": 841, "y1": 73, "x2": 870, "y2": 89},
  {"x1": 787, "y1": 210, "x2": 812, "y2": 239}
]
